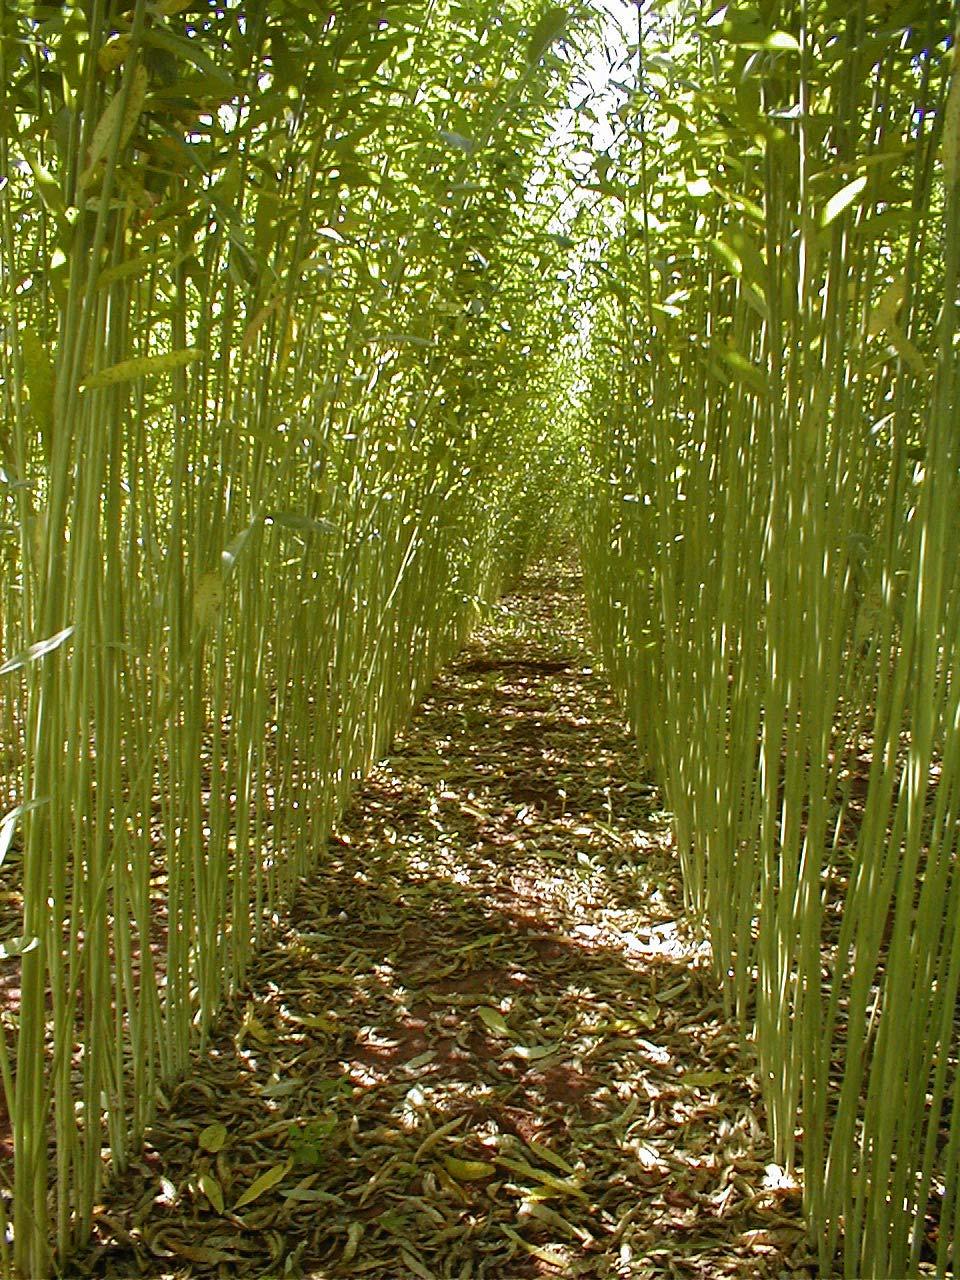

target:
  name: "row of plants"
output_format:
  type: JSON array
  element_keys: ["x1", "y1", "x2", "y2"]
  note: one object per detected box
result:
[
  {"x1": 577, "y1": 1, "x2": 960, "y2": 1275},
  {"x1": 0, "y1": 1, "x2": 583, "y2": 1273}
]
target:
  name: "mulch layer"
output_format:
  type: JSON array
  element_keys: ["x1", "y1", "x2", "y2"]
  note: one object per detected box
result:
[{"x1": 71, "y1": 565, "x2": 819, "y2": 1280}]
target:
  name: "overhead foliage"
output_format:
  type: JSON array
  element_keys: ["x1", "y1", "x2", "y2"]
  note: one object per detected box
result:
[{"x1": 578, "y1": 0, "x2": 960, "y2": 1275}]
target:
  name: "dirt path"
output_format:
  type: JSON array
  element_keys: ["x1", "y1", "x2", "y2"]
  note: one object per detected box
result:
[{"x1": 75, "y1": 566, "x2": 816, "y2": 1279}]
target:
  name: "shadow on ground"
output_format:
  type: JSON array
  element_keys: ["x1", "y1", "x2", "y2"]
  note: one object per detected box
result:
[{"x1": 73, "y1": 566, "x2": 816, "y2": 1280}]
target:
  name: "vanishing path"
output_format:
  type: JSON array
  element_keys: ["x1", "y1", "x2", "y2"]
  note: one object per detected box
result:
[{"x1": 78, "y1": 567, "x2": 815, "y2": 1279}]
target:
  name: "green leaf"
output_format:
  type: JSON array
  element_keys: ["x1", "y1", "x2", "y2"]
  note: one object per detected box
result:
[
  {"x1": 400, "y1": 1249, "x2": 436, "y2": 1280},
  {"x1": 477, "y1": 1006, "x2": 511, "y2": 1037},
  {"x1": 25, "y1": 155, "x2": 66, "y2": 216},
  {"x1": 527, "y1": 6, "x2": 569, "y2": 64},
  {"x1": 439, "y1": 130, "x2": 477, "y2": 154},
  {"x1": 260, "y1": 1078, "x2": 300, "y2": 1098},
  {"x1": 282, "y1": 1186, "x2": 344, "y2": 1203},
  {"x1": 168, "y1": 1243, "x2": 237, "y2": 1264},
  {"x1": 197, "y1": 1122, "x2": 227, "y2": 1153},
  {"x1": 143, "y1": 27, "x2": 235, "y2": 92},
  {"x1": 221, "y1": 519, "x2": 261, "y2": 574},
  {"x1": 0, "y1": 936, "x2": 39, "y2": 960},
  {"x1": 525, "y1": 1140, "x2": 575, "y2": 1175},
  {"x1": 682, "y1": 1070, "x2": 733, "y2": 1087},
  {"x1": 367, "y1": 334, "x2": 436, "y2": 348},
  {"x1": 234, "y1": 1160, "x2": 291, "y2": 1208},
  {"x1": 198, "y1": 1173, "x2": 224, "y2": 1214}
]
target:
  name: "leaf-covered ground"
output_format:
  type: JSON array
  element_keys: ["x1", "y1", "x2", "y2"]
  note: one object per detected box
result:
[{"x1": 73, "y1": 566, "x2": 818, "y2": 1280}]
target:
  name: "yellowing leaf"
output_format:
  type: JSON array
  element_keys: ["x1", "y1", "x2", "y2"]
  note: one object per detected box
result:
[
  {"x1": 495, "y1": 1155, "x2": 587, "y2": 1198},
  {"x1": 868, "y1": 275, "x2": 906, "y2": 338},
  {"x1": 886, "y1": 325, "x2": 930, "y2": 378},
  {"x1": 80, "y1": 63, "x2": 148, "y2": 187},
  {"x1": 98, "y1": 34, "x2": 132, "y2": 75},
  {"x1": 198, "y1": 1122, "x2": 227, "y2": 1153},
  {"x1": 242, "y1": 297, "x2": 282, "y2": 351},
  {"x1": 199, "y1": 1173, "x2": 224, "y2": 1214},
  {"x1": 20, "y1": 328, "x2": 55, "y2": 458},
  {"x1": 443, "y1": 1156, "x2": 495, "y2": 1181},
  {"x1": 97, "y1": 250, "x2": 173, "y2": 289},
  {"x1": 234, "y1": 1160, "x2": 291, "y2": 1209},
  {"x1": 721, "y1": 347, "x2": 768, "y2": 394},
  {"x1": 477, "y1": 1006, "x2": 511, "y2": 1037},
  {"x1": 288, "y1": 1012, "x2": 338, "y2": 1030},
  {"x1": 81, "y1": 347, "x2": 203, "y2": 389}
]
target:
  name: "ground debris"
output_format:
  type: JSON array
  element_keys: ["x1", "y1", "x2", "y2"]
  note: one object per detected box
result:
[{"x1": 71, "y1": 565, "x2": 820, "y2": 1279}]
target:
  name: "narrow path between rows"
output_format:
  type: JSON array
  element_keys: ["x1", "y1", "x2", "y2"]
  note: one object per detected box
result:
[{"x1": 77, "y1": 566, "x2": 816, "y2": 1280}]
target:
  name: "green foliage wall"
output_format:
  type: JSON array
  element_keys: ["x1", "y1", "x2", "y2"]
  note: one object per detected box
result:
[
  {"x1": 0, "y1": 2, "x2": 579, "y2": 1272},
  {"x1": 577, "y1": 2, "x2": 960, "y2": 1275}
]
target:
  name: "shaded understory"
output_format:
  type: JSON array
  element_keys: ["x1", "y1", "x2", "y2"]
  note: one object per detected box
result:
[{"x1": 74, "y1": 567, "x2": 816, "y2": 1279}]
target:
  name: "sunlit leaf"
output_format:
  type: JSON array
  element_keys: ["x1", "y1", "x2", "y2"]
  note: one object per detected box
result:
[
  {"x1": 0, "y1": 627, "x2": 75, "y2": 677},
  {"x1": 821, "y1": 175, "x2": 868, "y2": 227}
]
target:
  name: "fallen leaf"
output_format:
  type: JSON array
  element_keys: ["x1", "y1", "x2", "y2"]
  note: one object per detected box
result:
[
  {"x1": 501, "y1": 1223, "x2": 567, "y2": 1268},
  {"x1": 400, "y1": 1247, "x2": 437, "y2": 1279},
  {"x1": 478, "y1": 1006, "x2": 511, "y2": 1037},
  {"x1": 683, "y1": 1070, "x2": 732, "y2": 1088},
  {"x1": 444, "y1": 1156, "x2": 496, "y2": 1181},
  {"x1": 198, "y1": 1123, "x2": 227, "y2": 1153},
  {"x1": 526, "y1": 1140, "x2": 576, "y2": 1175},
  {"x1": 510, "y1": 1042, "x2": 558, "y2": 1061},
  {"x1": 198, "y1": 1173, "x2": 224, "y2": 1214},
  {"x1": 495, "y1": 1155, "x2": 587, "y2": 1199},
  {"x1": 234, "y1": 1160, "x2": 291, "y2": 1208}
]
